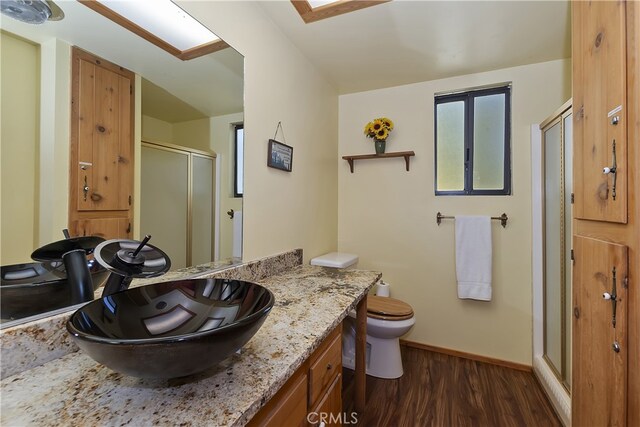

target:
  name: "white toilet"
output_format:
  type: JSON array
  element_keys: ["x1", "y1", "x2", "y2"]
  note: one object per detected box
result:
[{"x1": 310, "y1": 252, "x2": 415, "y2": 379}]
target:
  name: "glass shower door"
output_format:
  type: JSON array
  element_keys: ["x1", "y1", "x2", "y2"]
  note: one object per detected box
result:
[{"x1": 542, "y1": 108, "x2": 572, "y2": 391}]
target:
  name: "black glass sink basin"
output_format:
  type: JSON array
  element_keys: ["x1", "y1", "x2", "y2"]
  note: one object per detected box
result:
[
  {"x1": 1, "y1": 259, "x2": 108, "y2": 320},
  {"x1": 67, "y1": 278, "x2": 275, "y2": 378}
]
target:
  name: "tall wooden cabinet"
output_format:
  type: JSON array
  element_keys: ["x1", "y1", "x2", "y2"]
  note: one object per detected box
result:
[
  {"x1": 572, "y1": 1, "x2": 639, "y2": 425},
  {"x1": 69, "y1": 47, "x2": 134, "y2": 239}
]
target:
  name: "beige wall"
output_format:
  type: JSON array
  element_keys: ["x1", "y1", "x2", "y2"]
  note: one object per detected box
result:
[
  {"x1": 141, "y1": 115, "x2": 211, "y2": 153},
  {"x1": 141, "y1": 115, "x2": 173, "y2": 144},
  {"x1": 0, "y1": 32, "x2": 39, "y2": 264},
  {"x1": 38, "y1": 39, "x2": 71, "y2": 248},
  {"x1": 181, "y1": 1, "x2": 339, "y2": 262},
  {"x1": 1, "y1": 34, "x2": 73, "y2": 261},
  {"x1": 338, "y1": 59, "x2": 571, "y2": 365},
  {"x1": 174, "y1": 118, "x2": 210, "y2": 152},
  {"x1": 210, "y1": 112, "x2": 243, "y2": 259}
]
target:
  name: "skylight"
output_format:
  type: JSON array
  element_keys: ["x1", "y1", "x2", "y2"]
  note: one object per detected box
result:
[
  {"x1": 81, "y1": 0, "x2": 227, "y2": 60},
  {"x1": 291, "y1": 0, "x2": 390, "y2": 24},
  {"x1": 307, "y1": 0, "x2": 341, "y2": 9}
]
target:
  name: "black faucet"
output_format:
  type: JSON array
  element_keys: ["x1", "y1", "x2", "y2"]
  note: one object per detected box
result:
[{"x1": 96, "y1": 235, "x2": 171, "y2": 297}]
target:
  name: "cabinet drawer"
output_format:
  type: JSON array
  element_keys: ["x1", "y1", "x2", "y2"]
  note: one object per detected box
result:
[{"x1": 309, "y1": 334, "x2": 341, "y2": 407}]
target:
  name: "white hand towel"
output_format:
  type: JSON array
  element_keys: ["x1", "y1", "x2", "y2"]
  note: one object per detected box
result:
[{"x1": 455, "y1": 216, "x2": 492, "y2": 301}]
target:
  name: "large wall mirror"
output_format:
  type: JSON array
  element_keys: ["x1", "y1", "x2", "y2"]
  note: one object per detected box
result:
[{"x1": 0, "y1": 0, "x2": 244, "y2": 326}]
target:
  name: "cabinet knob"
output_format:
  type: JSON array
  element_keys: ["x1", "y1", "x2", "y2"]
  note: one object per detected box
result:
[{"x1": 327, "y1": 363, "x2": 332, "y2": 370}]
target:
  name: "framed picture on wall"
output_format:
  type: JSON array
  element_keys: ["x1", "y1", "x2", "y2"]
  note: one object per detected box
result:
[{"x1": 267, "y1": 139, "x2": 293, "y2": 172}]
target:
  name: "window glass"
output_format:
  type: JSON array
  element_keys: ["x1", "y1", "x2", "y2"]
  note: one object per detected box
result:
[
  {"x1": 436, "y1": 101, "x2": 465, "y2": 192},
  {"x1": 473, "y1": 93, "x2": 505, "y2": 190}
]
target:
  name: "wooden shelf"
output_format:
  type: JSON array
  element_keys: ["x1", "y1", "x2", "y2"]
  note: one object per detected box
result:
[{"x1": 342, "y1": 151, "x2": 415, "y2": 173}]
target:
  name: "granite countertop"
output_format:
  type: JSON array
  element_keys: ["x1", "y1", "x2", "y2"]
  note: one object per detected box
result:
[{"x1": 1, "y1": 265, "x2": 380, "y2": 426}]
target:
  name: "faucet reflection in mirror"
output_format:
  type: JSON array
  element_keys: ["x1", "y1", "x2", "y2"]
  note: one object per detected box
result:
[
  {"x1": 0, "y1": 0, "x2": 244, "y2": 326},
  {"x1": 0, "y1": 231, "x2": 107, "y2": 322},
  {"x1": 0, "y1": 234, "x2": 170, "y2": 324}
]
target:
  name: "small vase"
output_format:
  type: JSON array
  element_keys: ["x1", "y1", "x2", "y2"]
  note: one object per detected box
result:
[{"x1": 374, "y1": 139, "x2": 386, "y2": 154}]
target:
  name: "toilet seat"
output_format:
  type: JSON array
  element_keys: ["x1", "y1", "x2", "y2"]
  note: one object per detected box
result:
[{"x1": 367, "y1": 296, "x2": 414, "y2": 321}]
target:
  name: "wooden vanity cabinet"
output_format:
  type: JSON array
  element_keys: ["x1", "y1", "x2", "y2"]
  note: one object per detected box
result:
[{"x1": 249, "y1": 324, "x2": 343, "y2": 427}]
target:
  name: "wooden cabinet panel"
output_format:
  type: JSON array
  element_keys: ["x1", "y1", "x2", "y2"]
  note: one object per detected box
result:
[
  {"x1": 249, "y1": 324, "x2": 343, "y2": 427},
  {"x1": 572, "y1": 235, "x2": 628, "y2": 427},
  {"x1": 72, "y1": 218, "x2": 130, "y2": 240},
  {"x1": 309, "y1": 374, "x2": 342, "y2": 427},
  {"x1": 309, "y1": 334, "x2": 342, "y2": 408},
  {"x1": 248, "y1": 371, "x2": 308, "y2": 427},
  {"x1": 573, "y1": 1, "x2": 627, "y2": 223}
]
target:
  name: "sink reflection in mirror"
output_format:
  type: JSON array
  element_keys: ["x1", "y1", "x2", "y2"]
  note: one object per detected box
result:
[
  {"x1": 67, "y1": 279, "x2": 274, "y2": 379},
  {"x1": 0, "y1": 258, "x2": 108, "y2": 322},
  {"x1": 0, "y1": 0, "x2": 244, "y2": 327}
]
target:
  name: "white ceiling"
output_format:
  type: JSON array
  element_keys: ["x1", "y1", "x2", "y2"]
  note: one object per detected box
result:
[
  {"x1": 259, "y1": 0, "x2": 571, "y2": 94},
  {"x1": 1, "y1": 0, "x2": 244, "y2": 121}
]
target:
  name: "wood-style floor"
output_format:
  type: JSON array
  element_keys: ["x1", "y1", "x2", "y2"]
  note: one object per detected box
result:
[{"x1": 344, "y1": 346, "x2": 561, "y2": 427}]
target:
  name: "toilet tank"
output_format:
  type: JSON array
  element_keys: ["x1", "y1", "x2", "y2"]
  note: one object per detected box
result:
[{"x1": 310, "y1": 252, "x2": 359, "y2": 269}]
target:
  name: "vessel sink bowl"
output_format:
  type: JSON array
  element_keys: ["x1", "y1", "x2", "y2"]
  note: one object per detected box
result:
[
  {"x1": 67, "y1": 278, "x2": 274, "y2": 378},
  {"x1": 1, "y1": 259, "x2": 108, "y2": 321}
]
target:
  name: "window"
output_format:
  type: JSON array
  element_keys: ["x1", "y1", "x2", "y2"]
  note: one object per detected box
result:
[
  {"x1": 234, "y1": 124, "x2": 244, "y2": 197},
  {"x1": 435, "y1": 85, "x2": 511, "y2": 195}
]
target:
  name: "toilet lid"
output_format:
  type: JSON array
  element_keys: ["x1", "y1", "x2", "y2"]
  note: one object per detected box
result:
[{"x1": 367, "y1": 296, "x2": 414, "y2": 321}]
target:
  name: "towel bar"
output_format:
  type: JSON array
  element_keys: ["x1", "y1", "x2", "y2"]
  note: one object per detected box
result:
[{"x1": 436, "y1": 212, "x2": 508, "y2": 228}]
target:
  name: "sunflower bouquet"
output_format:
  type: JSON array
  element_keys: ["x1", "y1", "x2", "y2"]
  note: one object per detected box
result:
[{"x1": 364, "y1": 117, "x2": 394, "y2": 142}]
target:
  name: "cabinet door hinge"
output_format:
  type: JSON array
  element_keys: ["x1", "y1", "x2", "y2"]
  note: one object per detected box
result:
[
  {"x1": 128, "y1": 195, "x2": 132, "y2": 206},
  {"x1": 571, "y1": 249, "x2": 575, "y2": 263},
  {"x1": 571, "y1": 193, "x2": 574, "y2": 204},
  {"x1": 130, "y1": 84, "x2": 133, "y2": 95},
  {"x1": 623, "y1": 276, "x2": 629, "y2": 289}
]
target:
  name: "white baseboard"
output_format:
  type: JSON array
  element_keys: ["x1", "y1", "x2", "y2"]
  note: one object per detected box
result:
[{"x1": 533, "y1": 356, "x2": 571, "y2": 426}]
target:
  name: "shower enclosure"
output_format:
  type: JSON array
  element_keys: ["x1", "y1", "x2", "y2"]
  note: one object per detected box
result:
[{"x1": 532, "y1": 100, "x2": 572, "y2": 425}]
